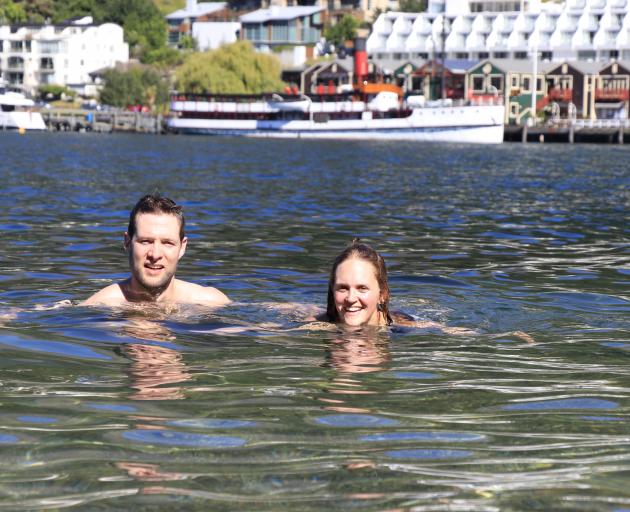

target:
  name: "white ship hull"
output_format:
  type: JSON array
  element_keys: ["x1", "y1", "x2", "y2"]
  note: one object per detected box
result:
[
  {"x1": 168, "y1": 104, "x2": 505, "y2": 144},
  {"x1": 0, "y1": 110, "x2": 46, "y2": 131}
]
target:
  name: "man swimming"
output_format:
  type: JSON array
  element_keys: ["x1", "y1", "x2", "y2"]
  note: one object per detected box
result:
[{"x1": 82, "y1": 194, "x2": 230, "y2": 307}]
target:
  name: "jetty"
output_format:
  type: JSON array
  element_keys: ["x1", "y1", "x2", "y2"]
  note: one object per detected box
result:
[
  {"x1": 506, "y1": 119, "x2": 630, "y2": 144},
  {"x1": 41, "y1": 109, "x2": 165, "y2": 134}
]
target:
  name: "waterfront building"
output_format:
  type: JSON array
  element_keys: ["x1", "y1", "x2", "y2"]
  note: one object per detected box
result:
[
  {"x1": 166, "y1": 0, "x2": 237, "y2": 49},
  {"x1": 0, "y1": 17, "x2": 129, "y2": 97},
  {"x1": 368, "y1": 0, "x2": 630, "y2": 63},
  {"x1": 240, "y1": 6, "x2": 325, "y2": 50}
]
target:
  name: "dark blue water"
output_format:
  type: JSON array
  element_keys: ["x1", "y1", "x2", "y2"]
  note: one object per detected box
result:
[{"x1": 0, "y1": 132, "x2": 629, "y2": 511}]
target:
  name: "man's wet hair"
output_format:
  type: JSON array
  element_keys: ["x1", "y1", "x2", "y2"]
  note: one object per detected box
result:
[{"x1": 127, "y1": 194, "x2": 185, "y2": 240}]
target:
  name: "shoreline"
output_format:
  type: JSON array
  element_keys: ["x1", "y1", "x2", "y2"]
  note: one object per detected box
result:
[{"x1": 21, "y1": 109, "x2": 630, "y2": 143}]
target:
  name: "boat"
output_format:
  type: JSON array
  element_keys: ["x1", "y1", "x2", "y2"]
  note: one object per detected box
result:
[
  {"x1": 0, "y1": 85, "x2": 46, "y2": 131},
  {"x1": 167, "y1": 38, "x2": 504, "y2": 144},
  {"x1": 168, "y1": 88, "x2": 504, "y2": 144}
]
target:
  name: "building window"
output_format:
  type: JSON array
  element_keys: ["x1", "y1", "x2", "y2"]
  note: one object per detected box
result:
[
  {"x1": 522, "y1": 76, "x2": 531, "y2": 91},
  {"x1": 493, "y1": 51, "x2": 507, "y2": 58},
  {"x1": 472, "y1": 76, "x2": 484, "y2": 92},
  {"x1": 536, "y1": 77, "x2": 542, "y2": 92},
  {"x1": 455, "y1": 52, "x2": 468, "y2": 59},
  {"x1": 510, "y1": 75, "x2": 518, "y2": 88},
  {"x1": 510, "y1": 103, "x2": 519, "y2": 115},
  {"x1": 39, "y1": 41, "x2": 60, "y2": 53},
  {"x1": 514, "y1": 51, "x2": 527, "y2": 59},
  {"x1": 478, "y1": 52, "x2": 489, "y2": 59},
  {"x1": 541, "y1": 51, "x2": 552, "y2": 60},
  {"x1": 40, "y1": 57, "x2": 54, "y2": 70},
  {"x1": 490, "y1": 75, "x2": 503, "y2": 92},
  {"x1": 8, "y1": 56, "x2": 24, "y2": 69},
  {"x1": 10, "y1": 40, "x2": 23, "y2": 52}
]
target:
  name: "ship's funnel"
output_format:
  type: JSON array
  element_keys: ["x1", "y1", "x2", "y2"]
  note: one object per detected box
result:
[{"x1": 354, "y1": 37, "x2": 368, "y2": 86}]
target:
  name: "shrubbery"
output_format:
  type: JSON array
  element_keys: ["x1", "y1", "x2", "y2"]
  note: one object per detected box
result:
[{"x1": 174, "y1": 41, "x2": 285, "y2": 94}]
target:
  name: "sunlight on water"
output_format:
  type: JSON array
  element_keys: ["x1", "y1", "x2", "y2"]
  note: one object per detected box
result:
[{"x1": 0, "y1": 133, "x2": 629, "y2": 511}]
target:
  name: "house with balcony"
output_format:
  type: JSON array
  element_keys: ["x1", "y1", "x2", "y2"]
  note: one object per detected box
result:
[
  {"x1": 595, "y1": 61, "x2": 630, "y2": 118},
  {"x1": 466, "y1": 58, "x2": 556, "y2": 124},
  {"x1": 166, "y1": 0, "x2": 236, "y2": 49},
  {"x1": 543, "y1": 61, "x2": 604, "y2": 120},
  {"x1": 0, "y1": 18, "x2": 128, "y2": 97},
  {"x1": 240, "y1": 6, "x2": 324, "y2": 50}
]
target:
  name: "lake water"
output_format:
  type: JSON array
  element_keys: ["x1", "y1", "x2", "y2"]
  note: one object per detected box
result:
[{"x1": 0, "y1": 132, "x2": 629, "y2": 511}]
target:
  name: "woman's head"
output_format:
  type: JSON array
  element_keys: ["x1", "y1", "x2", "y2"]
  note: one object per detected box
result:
[{"x1": 326, "y1": 240, "x2": 392, "y2": 326}]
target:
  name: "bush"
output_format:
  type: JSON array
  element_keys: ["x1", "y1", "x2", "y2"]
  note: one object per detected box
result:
[
  {"x1": 99, "y1": 66, "x2": 169, "y2": 111},
  {"x1": 38, "y1": 85, "x2": 76, "y2": 101},
  {"x1": 174, "y1": 41, "x2": 285, "y2": 94}
]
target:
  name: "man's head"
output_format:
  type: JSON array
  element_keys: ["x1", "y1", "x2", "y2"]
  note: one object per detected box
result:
[
  {"x1": 127, "y1": 194, "x2": 185, "y2": 241},
  {"x1": 124, "y1": 194, "x2": 188, "y2": 297}
]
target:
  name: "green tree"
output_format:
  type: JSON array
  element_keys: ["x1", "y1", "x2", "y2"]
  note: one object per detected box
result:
[
  {"x1": 0, "y1": 0, "x2": 27, "y2": 23},
  {"x1": 174, "y1": 41, "x2": 285, "y2": 94},
  {"x1": 398, "y1": 0, "x2": 427, "y2": 12},
  {"x1": 38, "y1": 84, "x2": 76, "y2": 101},
  {"x1": 93, "y1": 0, "x2": 167, "y2": 60},
  {"x1": 19, "y1": 0, "x2": 54, "y2": 22},
  {"x1": 51, "y1": 0, "x2": 95, "y2": 23},
  {"x1": 99, "y1": 66, "x2": 170, "y2": 111},
  {"x1": 324, "y1": 14, "x2": 359, "y2": 48}
]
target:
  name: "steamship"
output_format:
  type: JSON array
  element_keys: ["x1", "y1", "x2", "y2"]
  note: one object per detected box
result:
[{"x1": 167, "y1": 41, "x2": 504, "y2": 144}]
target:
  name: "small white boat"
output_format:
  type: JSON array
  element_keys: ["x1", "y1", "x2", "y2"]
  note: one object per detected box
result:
[{"x1": 0, "y1": 87, "x2": 46, "y2": 131}]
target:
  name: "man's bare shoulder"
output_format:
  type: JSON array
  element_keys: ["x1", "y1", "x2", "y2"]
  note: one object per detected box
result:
[
  {"x1": 174, "y1": 280, "x2": 231, "y2": 306},
  {"x1": 80, "y1": 283, "x2": 127, "y2": 306}
]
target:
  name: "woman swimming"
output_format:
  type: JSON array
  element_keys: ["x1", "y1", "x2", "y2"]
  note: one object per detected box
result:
[{"x1": 308, "y1": 239, "x2": 475, "y2": 335}]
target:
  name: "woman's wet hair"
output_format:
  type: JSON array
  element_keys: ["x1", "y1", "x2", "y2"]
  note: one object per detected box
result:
[
  {"x1": 326, "y1": 239, "x2": 393, "y2": 325},
  {"x1": 127, "y1": 193, "x2": 185, "y2": 240}
]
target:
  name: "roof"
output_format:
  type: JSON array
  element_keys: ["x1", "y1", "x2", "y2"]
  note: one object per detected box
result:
[
  {"x1": 240, "y1": 6, "x2": 323, "y2": 23},
  {"x1": 546, "y1": 60, "x2": 606, "y2": 75},
  {"x1": 166, "y1": 2, "x2": 227, "y2": 20},
  {"x1": 472, "y1": 58, "x2": 557, "y2": 74}
]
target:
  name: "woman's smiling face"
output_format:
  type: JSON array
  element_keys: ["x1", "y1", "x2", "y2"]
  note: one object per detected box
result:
[{"x1": 333, "y1": 257, "x2": 383, "y2": 327}]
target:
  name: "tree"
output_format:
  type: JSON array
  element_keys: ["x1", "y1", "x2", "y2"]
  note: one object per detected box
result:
[
  {"x1": 38, "y1": 84, "x2": 76, "y2": 101},
  {"x1": 324, "y1": 14, "x2": 359, "y2": 48},
  {"x1": 174, "y1": 41, "x2": 285, "y2": 94},
  {"x1": 51, "y1": 0, "x2": 95, "y2": 23},
  {"x1": 398, "y1": 0, "x2": 427, "y2": 12},
  {"x1": 93, "y1": 0, "x2": 168, "y2": 61},
  {"x1": 0, "y1": 0, "x2": 27, "y2": 23},
  {"x1": 99, "y1": 66, "x2": 170, "y2": 111}
]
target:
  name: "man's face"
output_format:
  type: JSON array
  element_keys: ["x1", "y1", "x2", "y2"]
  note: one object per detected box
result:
[{"x1": 125, "y1": 213, "x2": 187, "y2": 294}]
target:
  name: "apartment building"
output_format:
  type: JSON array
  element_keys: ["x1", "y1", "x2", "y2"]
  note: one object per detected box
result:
[
  {"x1": 368, "y1": 0, "x2": 630, "y2": 63},
  {"x1": 0, "y1": 17, "x2": 129, "y2": 97}
]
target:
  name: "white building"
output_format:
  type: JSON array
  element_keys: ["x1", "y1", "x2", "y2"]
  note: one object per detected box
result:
[
  {"x1": 166, "y1": 0, "x2": 237, "y2": 50},
  {"x1": 368, "y1": 0, "x2": 630, "y2": 63},
  {"x1": 0, "y1": 17, "x2": 129, "y2": 97}
]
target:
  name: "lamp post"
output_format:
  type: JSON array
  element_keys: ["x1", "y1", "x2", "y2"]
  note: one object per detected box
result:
[{"x1": 530, "y1": 36, "x2": 538, "y2": 126}]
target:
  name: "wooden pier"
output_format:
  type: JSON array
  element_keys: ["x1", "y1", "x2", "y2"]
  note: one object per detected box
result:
[
  {"x1": 41, "y1": 109, "x2": 165, "y2": 134},
  {"x1": 505, "y1": 119, "x2": 629, "y2": 144}
]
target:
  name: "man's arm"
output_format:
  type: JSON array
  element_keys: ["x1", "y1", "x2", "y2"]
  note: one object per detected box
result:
[
  {"x1": 175, "y1": 281, "x2": 231, "y2": 307},
  {"x1": 80, "y1": 283, "x2": 126, "y2": 306}
]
